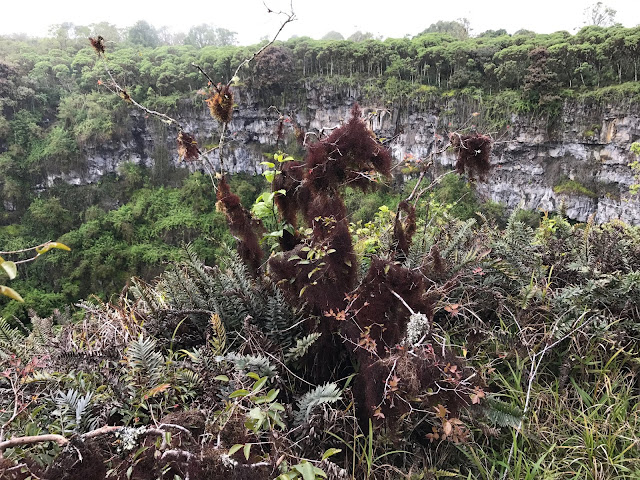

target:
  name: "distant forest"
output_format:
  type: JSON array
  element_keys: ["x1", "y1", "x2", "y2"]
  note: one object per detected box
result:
[
  {"x1": 3, "y1": 21, "x2": 640, "y2": 205},
  {"x1": 1, "y1": 21, "x2": 640, "y2": 319}
]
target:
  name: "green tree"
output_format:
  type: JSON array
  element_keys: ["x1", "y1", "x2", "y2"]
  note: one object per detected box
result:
[
  {"x1": 127, "y1": 21, "x2": 159, "y2": 48},
  {"x1": 184, "y1": 24, "x2": 238, "y2": 48},
  {"x1": 347, "y1": 31, "x2": 377, "y2": 42},
  {"x1": 89, "y1": 22, "x2": 123, "y2": 43},
  {"x1": 584, "y1": 1, "x2": 617, "y2": 27},
  {"x1": 418, "y1": 20, "x2": 469, "y2": 40},
  {"x1": 523, "y1": 46, "x2": 561, "y2": 107},
  {"x1": 321, "y1": 31, "x2": 344, "y2": 41}
]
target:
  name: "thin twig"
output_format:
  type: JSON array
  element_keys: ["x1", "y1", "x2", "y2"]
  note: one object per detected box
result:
[
  {"x1": 501, "y1": 310, "x2": 592, "y2": 480},
  {"x1": 191, "y1": 63, "x2": 216, "y2": 88},
  {"x1": 227, "y1": 1, "x2": 297, "y2": 88},
  {"x1": 100, "y1": 62, "x2": 183, "y2": 130}
]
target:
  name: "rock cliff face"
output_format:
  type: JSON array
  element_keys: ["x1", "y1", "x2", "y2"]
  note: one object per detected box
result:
[{"x1": 56, "y1": 86, "x2": 640, "y2": 225}]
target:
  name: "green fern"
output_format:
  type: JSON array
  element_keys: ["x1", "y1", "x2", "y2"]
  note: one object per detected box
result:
[
  {"x1": 226, "y1": 352, "x2": 278, "y2": 378},
  {"x1": 53, "y1": 389, "x2": 97, "y2": 433},
  {"x1": 431, "y1": 469, "x2": 460, "y2": 478},
  {"x1": 0, "y1": 317, "x2": 26, "y2": 358},
  {"x1": 285, "y1": 333, "x2": 321, "y2": 363},
  {"x1": 442, "y1": 218, "x2": 477, "y2": 259},
  {"x1": 126, "y1": 335, "x2": 165, "y2": 386},
  {"x1": 484, "y1": 397, "x2": 523, "y2": 428},
  {"x1": 294, "y1": 382, "x2": 342, "y2": 426}
]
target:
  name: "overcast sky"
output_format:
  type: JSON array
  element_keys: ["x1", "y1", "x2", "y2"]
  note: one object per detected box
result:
[{"x1": 1, "y1": 0, "x2": 638, "y2": 44}]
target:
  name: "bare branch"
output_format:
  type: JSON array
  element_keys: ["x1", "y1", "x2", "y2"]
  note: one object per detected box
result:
[
  {"x1": 191, "y1": 63, "x2": 217, "y2": 89},
  {"x1": 228, "y1": 2, "x2": 296, "y2": 87},
  {"x1": 0, "y1": 434, "x2": 67, "y2": 451},
  {"x1": 100, "y1": 62, "x2": 183, "y2": 130}
]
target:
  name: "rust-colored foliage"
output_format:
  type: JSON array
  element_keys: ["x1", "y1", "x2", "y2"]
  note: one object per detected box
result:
[
  {"x1": 347, "y1": 258, "x2": 432, "y2": 358},
  {"x1": 269, "y1": 218, "x2": 356, "y2": 315},
  {"x1": 393, "y1": 201, "x2": 417, "y2": 259},
  {"x1": 272, "y1": 161, "x2": 307, "y2": 229},
  {"x1": 177, "y1": 131, "x2": 200, "y2": 161},
  {"x1": 216, "y1": 177, "x2": 264, "y2": 273},
  {"x1": 205, "y1": 84, "x2": 234, "y2": 124},
  {"x1": 272, "y1": 161, "x2": 308, "y2": 251},
  {"x1": 421, "y1": 245, "x2": 447, "y2": 281},
  {"x1": 306, "y1": 104, "x2": 392, "y2": 192},
  {"x1": 357, "y1": 344, "x2": 480, "y2": 424},
  {"x1": 450, "y1": 133, "x2": 492, "y2": 180},
  {"x1": 293, "y1": 125, "x2": 305, "y2": 145},
  {"x1": 275, "y1": 119, "x2": 285, "y2": 146},
  {"x1": 89, "y1": 36, "x2": 105, "y2": 56},
  {"x1": 268, "y1": 104, "x2": 391, "y2": 315}
]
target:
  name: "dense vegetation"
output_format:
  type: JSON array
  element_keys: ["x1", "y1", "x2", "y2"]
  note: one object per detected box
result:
[
  {"x1": 2, "y1": 188, "x2": 639, "y2": 479},
  {"x1": 1, "y1": 18, "x2": 640, "y2": 479},
  {"x1": 2, "y1": 22, "x2": 640, "y2": 319}
]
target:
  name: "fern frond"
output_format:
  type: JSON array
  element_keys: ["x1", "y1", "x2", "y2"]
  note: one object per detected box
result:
[
  {"x1": 209, "y1": 313, "x2": 227, "y2": 355},
  {"x1": 175, "y1": 368, "x2": 202, "y2": 389},
  {"x1": 0, "y1": 317, "x2": 26, "y2": 357},
  {"x1": 285, "y1": 333, "x2": 321, "y2": 363},
  {"x1": 226, "y1": 352, "x2": 278, "y2": 378},
  {"x1": 294, "y1": 382, "x2": 342, "y2": 426},
  {"x1": 23, "y1": 371, "x2": 62, "y2": 384},
  {"x1": 442, "y1": 218, "x2": 477, "y2": 258},
  {"x1": 126, "y1": 335, "x2": 165, "y2": 385},
  {"x1": 53, "y1": 389, "x2": 95, "y2": 433},
  {"x1": 431, "y1": 469, "x2": 460, "y2": 478},
  {"x1": 264, "y1": 287, "x2": 304, "y2": 349},
  {"x1": 484, "y1": 397, "x2": 523, "y2": 428}
]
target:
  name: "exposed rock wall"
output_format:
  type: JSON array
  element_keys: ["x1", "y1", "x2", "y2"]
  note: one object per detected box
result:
[{"x1": 54, "y1": 87, "x2": 640, "y2": 225}]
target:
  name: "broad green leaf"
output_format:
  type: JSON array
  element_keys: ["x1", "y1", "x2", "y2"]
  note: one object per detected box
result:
[
  {"x1": 260, "y1": 161, "x2": 275, "y2": 168},
  {"x1": 264, "y1": 170, "x2": 276, "y2": 183},
  {"x1": 322, "y1": 448, "x2": 342, "y2": 460},
  {"x1": 228, "y1": 444, "x2": 244, "y2": 456},
  {"x1": 265, "y1": 389, "x2": 279, "y2": 402},
  {"x1": 247, "y1": 372, "x2": 261, "y2": 380},
  {"x1": 229, "y1": 389, "x2": 250, "y2": 398},
  {"x1": 314, "y1": 467, "x2": 327, "y2": 478},
  {"x1": 35, "y1": 242, "x2": 71, "y2": 254},
  {"x1": 243, "y1": 442, "x2": 251, "y2": 460},
  {"x1": 270, "y1": 402, "x2": 285, "y2": 411},
  {"x1": 0, "y1": 285, "x2": 24, "y2": 302},
  {"x1": 213, "y1": 375, "x2": 229, "y2": 382},
  {"x1": 294, "y1": 461, "x2": 316, "y2": 480},
  {"x1": 1, "y1": 260, "x2": 17, "y2": 280},
  {"x1": 264, "y1": 230, "x2": 284, "y2": 238},
  {"x1": 252, "y1": 376, "x2": 268, "y2": 392},
  {"x1": 276, "y1": 475, "x2": 297, "y2": 480}
]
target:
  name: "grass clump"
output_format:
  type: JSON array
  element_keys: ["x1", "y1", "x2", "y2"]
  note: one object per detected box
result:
[{"x1": 553, "y1": 178, "x2": 598, "y2": 198}]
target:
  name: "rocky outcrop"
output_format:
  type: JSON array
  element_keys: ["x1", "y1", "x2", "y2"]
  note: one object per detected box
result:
[{"x1": 51, "y1": 87, "x2": 640, "y2": 225}]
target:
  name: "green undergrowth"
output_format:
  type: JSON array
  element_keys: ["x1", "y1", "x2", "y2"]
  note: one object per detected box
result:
[
  {"x1": 2, "y1": 182, "x2": 639, "y2": 478},
  {"x1": 0, "y1": 172, "x2": 268, "y2": 321},
  {"x1": 553, "y1": 178, "x2": 598, "y2": 198}
]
